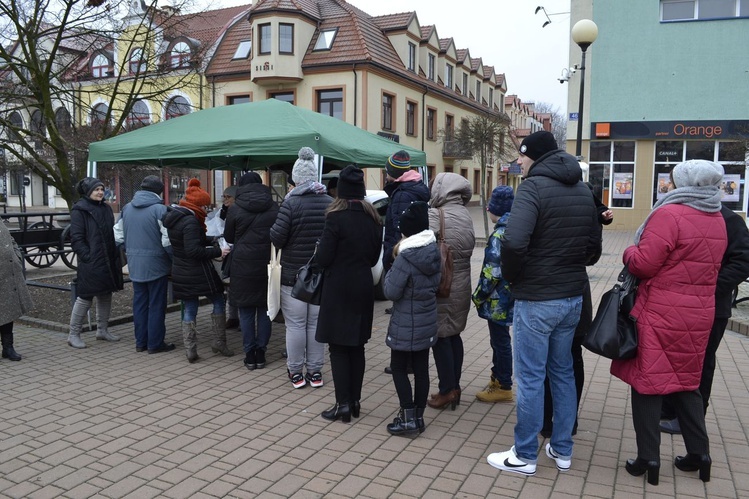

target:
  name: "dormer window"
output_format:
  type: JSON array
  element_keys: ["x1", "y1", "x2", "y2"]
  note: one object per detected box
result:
[
  {"x1": 428, "y1": 54, "x2": 435, "y2": 81},
  {"x1": 170, "y1": 41, "x2": 191, "y2": 68},
  {"x1": 91, "y1": 53, "x2": 112, "y2": 78},
  {"x1": 445, "y1": 64, "x2": 453, "y2": 89},
  {"x1": 407, "y1": 43, "x2": 416, "y2": 72},
  {"x1": 259, "y1": 24, "x2": 271, "y2": 55},
  {"x1": 233, "y1": 40, "x2": 252, "y2": 59},
  {"x1": 475, "y1": 81, "x2": 481, "y2": 102},
  {"x1": 279, "y1": 23, "x2": 293, "y2": 54},
  {"x1": 313, "y1": 29, "x2": 338, "y2": 51},
  {"x1": 129, "y1": 48, "x2": 146, "y2": 75}
]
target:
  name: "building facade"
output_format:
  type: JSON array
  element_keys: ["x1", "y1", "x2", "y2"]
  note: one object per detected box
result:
[{"x1": 567, "y1": 0, "x2": 749, "y2": 230}]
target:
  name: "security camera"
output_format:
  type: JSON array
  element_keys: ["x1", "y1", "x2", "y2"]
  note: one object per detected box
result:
[{"x1": 558, "y1": 78, "x2": 567, "y2": 84}]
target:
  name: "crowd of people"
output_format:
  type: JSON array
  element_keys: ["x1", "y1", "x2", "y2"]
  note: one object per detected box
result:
[{"x1": 3, "y1": 131, "x2": 747, "y2": 487}]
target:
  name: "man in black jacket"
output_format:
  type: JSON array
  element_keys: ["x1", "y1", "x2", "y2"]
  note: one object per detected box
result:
[
  {"x1": 486, "y1": 131, "x2": 601, "y2": 476},
  {"x1": 660, "y1": 204, "x2": 749, "y2": 433}
]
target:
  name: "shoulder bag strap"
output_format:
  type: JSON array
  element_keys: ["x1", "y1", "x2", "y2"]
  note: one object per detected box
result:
[{"x1": 438, "y1": 208, "x2": 446, "y2": 243}]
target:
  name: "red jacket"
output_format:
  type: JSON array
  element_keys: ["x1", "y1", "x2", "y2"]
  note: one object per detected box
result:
[{"x1": 611, "y1": 204, "x2": 726, "y2": 395}]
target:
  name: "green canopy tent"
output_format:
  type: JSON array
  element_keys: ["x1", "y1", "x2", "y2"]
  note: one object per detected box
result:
[{"x1": 87, "y1": 98, "x2": 427, "y2": 173}]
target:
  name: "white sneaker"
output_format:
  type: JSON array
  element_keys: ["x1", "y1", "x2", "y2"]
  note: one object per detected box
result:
[
  {"x1": 487, "y1": 446, "x2": 537, "y2": 476},
  {"x1": 545, "y1": 443, "x2": 571, "y2": 471}
]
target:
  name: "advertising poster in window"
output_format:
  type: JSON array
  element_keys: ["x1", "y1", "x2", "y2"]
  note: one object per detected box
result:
[
  {"x1": 720, "y1": 174, "x2": 740, "y2": 203},
  {"x1": 656, "y1": 173, "x2": 672, "y2": 200},
  {"x1": 612, "y1": 172, "x2": 633, "y2": 200}
]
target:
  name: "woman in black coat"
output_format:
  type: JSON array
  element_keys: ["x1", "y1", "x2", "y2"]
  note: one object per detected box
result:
[
  {"x1": 67, "y1": 177, "x2": 124, "y2": 349},
  {"x1": 315, "y1": 166, "x2": 382, "y2": 423},
  {"x1": 163, "y1": 178, "x2": 231, "y2": 362},
  {"x1": 224, "y1": 172, "x2": 279, "y2": 371}
]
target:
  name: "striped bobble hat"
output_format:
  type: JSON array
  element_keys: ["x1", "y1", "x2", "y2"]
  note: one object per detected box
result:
[{"x1": 386, "y1": 150, "x2": 411, "y2": 178}]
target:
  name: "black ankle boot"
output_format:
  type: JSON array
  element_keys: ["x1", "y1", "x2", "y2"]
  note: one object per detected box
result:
[
  {"x1": 351, "y1": 401, "x2": 361, "y2": 418},
  {"x1": 675, "y1": 453, "x2": 711, "y2": 482},
  {"x1": 386, "y1": 407, "x2": 419, "y2": 437},
  {"x1": 626, "y1": 457, "x2": 660, "y2": 485},
  {"x1": 1, "y1": 332, "x2": 21, "y2": 361},
  {"x1": 321, "y1": 403, "x2": 351, "y2": 423}
]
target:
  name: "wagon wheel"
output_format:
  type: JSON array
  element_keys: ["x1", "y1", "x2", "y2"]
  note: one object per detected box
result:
[
  {"x1": 60, "y1": 225, "x2": 78, "y2": 270},
  {"x1": 23, "y1": 221, "x2": 61, "y2": 268}
]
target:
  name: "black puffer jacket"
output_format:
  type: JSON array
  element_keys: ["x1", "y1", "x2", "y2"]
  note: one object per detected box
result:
[
  {"x1": 163, "y1": 206, "x2": 224, "y2": 300},
  {"x1": 500, "y1": 150, "x2": 601, "y2": 301},
  {"x1": 384, "y1": 234, "x2": 441, "y2": 352},
  {"x1": 224, "y1": 183, "x2": 279, "y2": 308},
  {"x1": 383, "y1": 179, "x2": 430, "y2": 270},
  {"x1": 71, "y1": 197, "x2": 123, "y2": 298},
  {"x1": 270, "y1": 182, "x2": 332, "y2": 286}
]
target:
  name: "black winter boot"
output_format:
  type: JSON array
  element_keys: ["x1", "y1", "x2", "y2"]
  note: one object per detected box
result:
[
  {"x1": 1, "y1": 332, "x2": 21, "y2": 361},
  {"x1": 415, "y1": 407, "x2": 425, "y2": 434},
  {"x1": 387, "y1": 407, "x2": 419, "y2": 437}
]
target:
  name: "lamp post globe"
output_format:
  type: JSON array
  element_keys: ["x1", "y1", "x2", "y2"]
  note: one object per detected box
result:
[{"x1": 572, "y1": 19, "x2": 598, "y2": 159}]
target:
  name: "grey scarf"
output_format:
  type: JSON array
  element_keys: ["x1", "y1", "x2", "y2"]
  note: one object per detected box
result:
[{"x1": 634, "y1": 185, "x2": 722, "y2": 244}]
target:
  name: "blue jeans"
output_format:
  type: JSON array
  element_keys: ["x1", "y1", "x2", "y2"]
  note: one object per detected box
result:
[
  {"x1": 182, "y1": 293, "x2": 225, "y2": 323},
  {"x1": 488, "y1": 321, "x2": 512, "y2": 388},
  {"x1": 240, "y1": 306, "x2": 271, "y2": 353},
  {"x1": 513, "y1": 296, "x2": 582, "y2": 463},
  {"x1": 132, "y1": 276, "x2": 168, "y2": 351}
]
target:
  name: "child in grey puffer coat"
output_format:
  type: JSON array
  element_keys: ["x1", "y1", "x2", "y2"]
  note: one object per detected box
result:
[{"x1": 384, "y1": 201, "x2": 441, "y2": 437}]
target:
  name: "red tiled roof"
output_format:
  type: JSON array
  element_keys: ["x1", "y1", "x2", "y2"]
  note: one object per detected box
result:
[
  {"x1": 205, "y1": 9, "x2": 253, "y2": 76},
  {"x1": 371, "y1": 12, "x2": 415, "y2": 31},
  {"x1": 438, "y1": 37, "x2": 453, "y2": 53},
  {"x1": 456, "y1": 48, "x2": 468, "y2": 63},
  {"x1": 420, "y1": 25, "x2": 434, "y2": 40},
  {"x1": 251, "y1": 0, "x2": 321, "y2": 20}
]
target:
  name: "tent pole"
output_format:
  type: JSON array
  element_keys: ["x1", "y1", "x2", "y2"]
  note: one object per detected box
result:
[{"x1": 88, "y1": 161, "x2": 97, "y2": 177}]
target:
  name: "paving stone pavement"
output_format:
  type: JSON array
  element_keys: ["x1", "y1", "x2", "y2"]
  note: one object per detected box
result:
[{"x1": 2, "y1": 209, "x2": 749, "y2": 498}]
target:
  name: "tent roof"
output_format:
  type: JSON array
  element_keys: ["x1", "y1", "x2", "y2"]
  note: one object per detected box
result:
[{"x1": 87, "y1": 99, "x2": 427, "y2": 170}]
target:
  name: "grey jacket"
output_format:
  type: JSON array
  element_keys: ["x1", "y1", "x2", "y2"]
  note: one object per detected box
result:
[
  {"x1": 0, "y1": 222, "x2": 33, "y2": 325},
  {"x1": 384, "y1": 231, "x2": 441, "y2": 351},
  {"x1": 428, "y1": 173, "x2": 476, "y2": 338}
]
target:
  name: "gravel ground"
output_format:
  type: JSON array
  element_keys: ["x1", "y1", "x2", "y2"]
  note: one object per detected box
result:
[{"x1": 24, "y1": 272, "x2": 134, "y2": 325}]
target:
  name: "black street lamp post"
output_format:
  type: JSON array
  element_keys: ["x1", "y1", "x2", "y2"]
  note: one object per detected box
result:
[{"x1": 571, "y1": 19, "x2": 598, "y2": 160}]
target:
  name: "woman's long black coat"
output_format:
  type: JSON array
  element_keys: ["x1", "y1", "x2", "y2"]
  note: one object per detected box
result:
[
  {"x1": 224, "y1": 183, "x2": 279, "y2": 308},
  {"x1": 163, "y1": 206, "x2": 224, "y2": 300},
  {"x1": 70, "y1": 197, "x2": 123, "y2": 298},
  {"x1": 315, "y1": 203, "x2": 382, "y2": 347}
]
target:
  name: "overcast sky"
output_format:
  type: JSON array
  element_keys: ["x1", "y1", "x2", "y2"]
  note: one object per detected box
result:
[
  {"x1": 346, "y1": 0, "x2": 573, "y2": 113},
  {"x1": 207, "y1": 0, "x2": 573, "y2": 113}
]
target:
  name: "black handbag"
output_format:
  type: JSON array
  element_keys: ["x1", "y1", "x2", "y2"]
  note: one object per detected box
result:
[
  {"x1": 583, "y1": 266, "x2": 639, "y2": 360},
  {"x1": 291, "y1": 247, "x2": 324, "y2": 305}
]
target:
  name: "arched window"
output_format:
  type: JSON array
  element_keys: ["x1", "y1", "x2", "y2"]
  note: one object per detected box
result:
[
  {"x1": 129, "y1": 48, "x2": 146, "y2": 75},
  {"x1": 91, "y1": 103, "x2": 109, "y2": 125},
  {"x1": 170, "y1": 41, "x2": 191, "y2": 68},
  {"x1": 30, "y1": 109, "x2": 45, "y2": 150},
  {"x1": 55, "y1": 107, "x2": 71, "y2": 132},
  {"x1": 126, "y1": 100, "x2": 150, "y2": 129},
  {"x1": 7, "y1": 111, "x2": 23, "y2": 141},
  {"x1": 165, "y1": 96, "x2": 191, "y2": 120},
  {"x1": 91, "y1": 53, "x2": 112, "y2": 78}
]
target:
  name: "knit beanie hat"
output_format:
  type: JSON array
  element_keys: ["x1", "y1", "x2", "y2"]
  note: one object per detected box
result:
[
  {"x1": 399, "y1": 201, "x2": 429, "y2": 237},
  {"x1": 386, "y1": 150, "x2": 411, "y2": 179},
  {"x1": 179, "y1": 178, "x2": 211, "y2": 211},
  {"x1": 519, "y1": 131, "x2": 558, "y2": 161},
  {"x1": 77, "y1": 177, "x2": 104, "y2": 198},
  {"x1": 337, "y1": 165, "x2": 366, "y2": 200},
  {"x1": 223, "y1": 185, "x2": 238, "y2": 198},
  {"x1": 671, "y1": 160, "x2": 724, "y2": 189},
  {"x1": 238, "y1": 172, "x2": 262, "y2": 186},
  {"x1": 487, "y1": 186, "x2": 514, "y2": 216},
  {"x1": 292, "y1": 147, "x2": 318, "y2": 185},
  {"x1": 140, "y1": 175, "x2": 164, "y2": 194}
]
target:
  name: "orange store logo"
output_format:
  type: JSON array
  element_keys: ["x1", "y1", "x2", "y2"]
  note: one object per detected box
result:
[
  {"x1": 595, "y1": 123, "x2": 610, "y2": 137},
  {"x1": 673, "y1": 123, "x2": 723, "y2": 138}
]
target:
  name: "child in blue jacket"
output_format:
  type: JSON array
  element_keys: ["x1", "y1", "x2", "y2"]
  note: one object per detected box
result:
[
  {"x1": 384, "y1": 201, "x2": 441, "y2": 437},
  {"x1": 472, "y1": 186, "x2": 515, "y2": 403}
]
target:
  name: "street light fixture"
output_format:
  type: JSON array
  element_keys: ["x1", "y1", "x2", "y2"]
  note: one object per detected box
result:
[{"x1": 571, "y1": 19, "x2": 598, "y2": 159}]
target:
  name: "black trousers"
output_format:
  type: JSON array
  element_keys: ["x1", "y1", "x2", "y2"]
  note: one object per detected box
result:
[
  {"x1": 431, "y1": 335, "x2": 463, "y2": 395},
  {"x1": 328, "y1": 344, "x2": 365, "y2": 405},
  {"x1": 543, "y1": 281, "x2": 591, "y2": 431},
  {"x1": 391, "y1": 348, "x2": 430, "y2": 409},
  {"x1": 631, "y1": 387, "x2": 709, "y2": 462},
  {"x1": 662, "y1": 317, "x2": 729, "y2": 418}
]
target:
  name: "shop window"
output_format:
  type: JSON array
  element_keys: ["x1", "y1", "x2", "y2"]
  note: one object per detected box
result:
[
  {"x1": 686, "y1": 140, "x2": 714, "y2": 160},
  {"x1": 589, "y1": 140, "x2": 636, "y2": 208}
]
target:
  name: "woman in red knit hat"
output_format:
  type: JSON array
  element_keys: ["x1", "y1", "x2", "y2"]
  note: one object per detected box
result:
[{"x1": 163, "y1": 178, "x2": 232, "y2": 362}]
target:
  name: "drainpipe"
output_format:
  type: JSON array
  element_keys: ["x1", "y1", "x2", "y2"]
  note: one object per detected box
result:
[
  {"x1": 211, "y1": 75, "x2": 216, "y2": 108},
  {"x1": 421, "y1": 85, "x2": 428, "y2": 151},
  {"x1": 352, "y1": 63, "x2": 357, "y2": 126}
]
